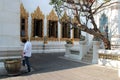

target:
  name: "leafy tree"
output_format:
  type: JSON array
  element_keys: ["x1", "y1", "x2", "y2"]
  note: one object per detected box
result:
[{"x1": 50, "y1": 0, "x2": 112, "y2": 49}]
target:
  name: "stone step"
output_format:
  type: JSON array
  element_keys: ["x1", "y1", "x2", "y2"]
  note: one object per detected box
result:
[
  {"x1": 81, "y1": 59, "x2": 92, "y2": 64},
  {"x1": 84, "y1": 53, "x2": 93, "y2": 57},
  {"x1": 82, "y1": 56, "x2": 92, "y2": 61},
  {"x1": 87, "y1": 51, "x2": 93, "y2": 54},
  {"x1": 81, "y1": 53, "x2": 93, "y2": 64}
]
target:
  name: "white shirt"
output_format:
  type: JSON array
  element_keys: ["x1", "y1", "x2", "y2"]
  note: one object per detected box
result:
[{"x1": 23, "y1": 41, "x2": 32, "y2": 57}]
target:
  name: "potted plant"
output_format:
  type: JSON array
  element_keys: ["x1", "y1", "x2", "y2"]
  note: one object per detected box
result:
[
  {"x1": 66, "y1": 39, "x2": 74, "y2": 44},
  {"x1": 4, "y1": 57, "x2": 21, "y2": 75}
]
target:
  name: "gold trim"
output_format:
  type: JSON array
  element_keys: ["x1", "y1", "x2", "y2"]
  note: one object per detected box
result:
[
  {"x1": 60, "y1": 38, "x2": 70, "y2": 41},
  {"x1": 60, "y1": 11, "x2": 69, "y2": 22},
  {"x1": 72, "y1": 16, "x2": 79, "y2": 24},
  {"x1": 31, "y1": 7, "x2": 45, "y2": 41},
  {"x1": 20, "y1": 3, "x2": 29, "y2": 41},
  {"x1": 74, "y1": 38, "x2": 79, "y2": 41},
  {"x1": 60, "y1": 12, "x2": 70, "y2": 41},
  {"x1": 48, "y1": 38, "x2": 59, "y2": 41},
  {"x1": 99, "y1": 53, "x2": 120, "y2": 61},
  {"x1": 20, "y1": 3, "x2": 29, "y2": 18},
  {"x1": 47, "y1": 9, "x2": 58, "y2": 21},
  {"x1": 73, "y1": 28, "x2": 80, "y2": 41},
  {"x1": 47, "y1": 9, "x2": 59, "y2": 41},
  {"x1": 31, "y1": 7, "x2": 44, "y2": 19},
  {"x1": 72, "y1": 16, "x2": 80, "y2": 41}
]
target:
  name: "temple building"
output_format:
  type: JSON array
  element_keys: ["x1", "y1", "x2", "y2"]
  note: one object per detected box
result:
[
  {"x1": 0, "y1": 0, "x2": 120, "y2": 67},
  {"x1": 0, "y1": 0, "x2": 82, "y2": 56}
]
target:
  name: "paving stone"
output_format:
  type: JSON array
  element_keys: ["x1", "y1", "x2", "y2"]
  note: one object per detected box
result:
[{"x1": 0, "y1": 53, "x2": 119, "y2": 80}]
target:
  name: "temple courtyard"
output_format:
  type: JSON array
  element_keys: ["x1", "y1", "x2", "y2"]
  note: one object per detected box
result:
[{"x1": 0, "y1": 53, "x2": 119, "y2": 80}]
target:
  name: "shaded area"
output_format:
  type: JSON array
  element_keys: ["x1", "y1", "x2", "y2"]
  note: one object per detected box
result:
[
  {"x1": 30, "y1": 53, "x2": 88, "y2": 73},
  {"x1": 0, "y1": 53, "x2": 89, "y2": 78}
]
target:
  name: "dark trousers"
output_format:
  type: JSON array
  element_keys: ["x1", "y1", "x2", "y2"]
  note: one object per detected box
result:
[{"x1": 22, "y1": 56, "x2": 31, "y2": 72}]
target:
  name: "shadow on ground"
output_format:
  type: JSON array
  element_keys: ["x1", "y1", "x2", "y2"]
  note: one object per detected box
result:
[{"x1": 0, "y1": 53, "x2": 90, "y2": 79}]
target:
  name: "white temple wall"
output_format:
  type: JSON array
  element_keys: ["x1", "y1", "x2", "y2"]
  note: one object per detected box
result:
[
  {"x1": 21, "y1": 0, "x2": 79, "y2": 49},
  {"x1": 0, "y1": 0, "x2": 22, "y2": 56},
  {"x1": 21, "y1": 0, "x2": 53, "y2": 40},
  {"x1": 95, "y1": 0, "x2": 120, "y2": 41},
  {"x1": 21, "y1": 0, "x2": 67, "y2": 53},
  {"x1": 0, "y1": 0, "x2": 21, "y2": 47}
]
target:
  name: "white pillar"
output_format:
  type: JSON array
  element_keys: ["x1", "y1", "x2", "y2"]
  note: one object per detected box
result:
[
  {"x1": 64, "y1": 44, "x2": 73, "y2": 57},
  {"x1": 92, "y1": 41, "x2": 100, "y2": 64},
  {"x1": 79, "y1": 41, "x2": 86, "y2": 60}
]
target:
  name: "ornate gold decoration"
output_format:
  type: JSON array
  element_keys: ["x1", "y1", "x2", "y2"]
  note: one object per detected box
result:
[
  {"x1": 72, "y1": 16, "x2": 80, "y2": 41},
  {"x1": 60, "y1": 11, "x2": 69, "y2": 22},
  {"x1": 72, "y1": 16, "x2": 79, "y2": 24},
  {"x1": 20, "y1": 3, "x2": 29, "y2": 41},
  {"x1": 60, "y1": 12, "x2": 71, "y2": 41},
  {"x1": 47, "y1": 9, "x2": 59, "y2": 41},
  {"x1": 31, "y1": 7, "x2": 45, "y2": 41},
  {"x1": 99, "y1": 53, "x2": 120, "y2": 61},
  {"x1": 47, "y1": 9, "x2": 58, "y2": 21},
  {"x1": 20, "y1": 3, "x2": 29, "y2": 18},
  {"x1": 31, "y1": 7, "x2": 44, "y2": 19},
  {"x1": 66, "y1": 38, "x2": 74, "y2": 44}
]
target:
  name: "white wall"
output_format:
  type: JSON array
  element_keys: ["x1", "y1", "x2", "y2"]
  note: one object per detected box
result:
[
  {"x1": 0, "y1": 0, "x2": 21, "y2": 47},
  {"x1": 21, "y1": 0, "x2": 54, "y2": 38}
]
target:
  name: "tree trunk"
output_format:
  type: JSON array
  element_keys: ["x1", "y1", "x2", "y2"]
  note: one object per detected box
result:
[
  {"x1": 102, "y1": 37, "x2": 111, "y2": 49},
  {"x1": 82, "y1": 27, "x2": 111, "y2": 49}
]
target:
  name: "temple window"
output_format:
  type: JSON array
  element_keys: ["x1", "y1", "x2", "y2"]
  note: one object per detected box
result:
[
  {"x1": 62, "y1": 22, "x2": 70, "y2": 38},
  {"x1": 99, "y1": 13, "x2": 109, "y2": 39},
  {"x1": 72, "y1": 16, "x2": 81, "y2": 40},
  {"x1": 60, "y1": 12, "x2": 71, "y2": 40},
  {"x1": 48, "y1": 20, "x2": 58, "y2": 38},
  {"x1": 20, "y1": 3, "x2": 29, "y2": 42},
  {"x1": 47, "y1": 9, "x2": 58, "y2": 41},
  {"x1": 74, "y1": 28, "x2": 81, "y2": 39},
  {"x1": 21, "y1": 18, "x2": 25, "y2": 37},
  {"x1": 31, "y1": 7, "x2": 44, "y2": 41},
  {"x1": 33, "y1": 19, "x2": 43, "y2": 37}
]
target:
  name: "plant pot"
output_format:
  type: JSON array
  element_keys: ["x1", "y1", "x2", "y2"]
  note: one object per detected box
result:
[{"x1": 4, "y1": 59, "x2": 21, "y2": 75}]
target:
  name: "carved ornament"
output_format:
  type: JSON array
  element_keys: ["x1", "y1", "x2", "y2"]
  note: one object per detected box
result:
[
  {"x1": 31, "y1": 7, "x2": 44, "y2": 41},
  {"x1": 47, "y1": 9, "x2": 59, "y2": 41},
  {"x1": 20, "y1": 3, "x2": 29, "y2": 18},
  {"x1": 31, "y1": 7, "x2": 45, "y2": 19},
  {"x1": 72, "y1": 16, "x2": 79, "y2": 24},
  {"x1": 60, "y1": 12, "x2": 69, "y2": 22},
  {"x1": 20, "y1": 3, "x2": 28, "y2": 41},
  {"x1": 47, "y1": 9, "x2": 58, "y2": 21}
]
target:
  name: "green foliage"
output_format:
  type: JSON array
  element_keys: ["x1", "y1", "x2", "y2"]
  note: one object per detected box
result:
[
  {"x1": 49, "y1": 0, "x2": 63, "y2": 6},
  {"x1": 49, "y1": 0, "x2": 63, "y2": 18},
  {"x1": 66, "y1": 39, "x2": 74, "y2": 44},
  {"x1": 104, "y1": 0, "x2": 111, "y2": 2}
]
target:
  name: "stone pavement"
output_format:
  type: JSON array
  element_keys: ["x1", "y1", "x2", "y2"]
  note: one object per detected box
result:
[{"x1": 0, "y1": 53, "x2": 120, "y2": 80}]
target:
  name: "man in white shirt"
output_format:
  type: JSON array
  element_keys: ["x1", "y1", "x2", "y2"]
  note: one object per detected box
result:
[{"x1": 22, "y1": 39, "x2": 32, "y2": 72}]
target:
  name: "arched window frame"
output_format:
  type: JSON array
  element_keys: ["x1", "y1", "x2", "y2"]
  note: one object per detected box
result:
[
  {"x1": 60, "y1": 12, "x2": 71, "y2": 41},
  {"x1": 72, "y1": 16, "x2": 81, "y2": 41},
  {"x1": 47, "y1": 9, "x2": 59, "y2": 41},
  {"x1": 99, "y1": 13, "x2": 109, "y2": 39},
  {"x1": 20, "y1": 3, "x2": 29, "y2": 42},
  {"x1": 31, "y1": 7, "x2": 44, "y2": 41}
]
